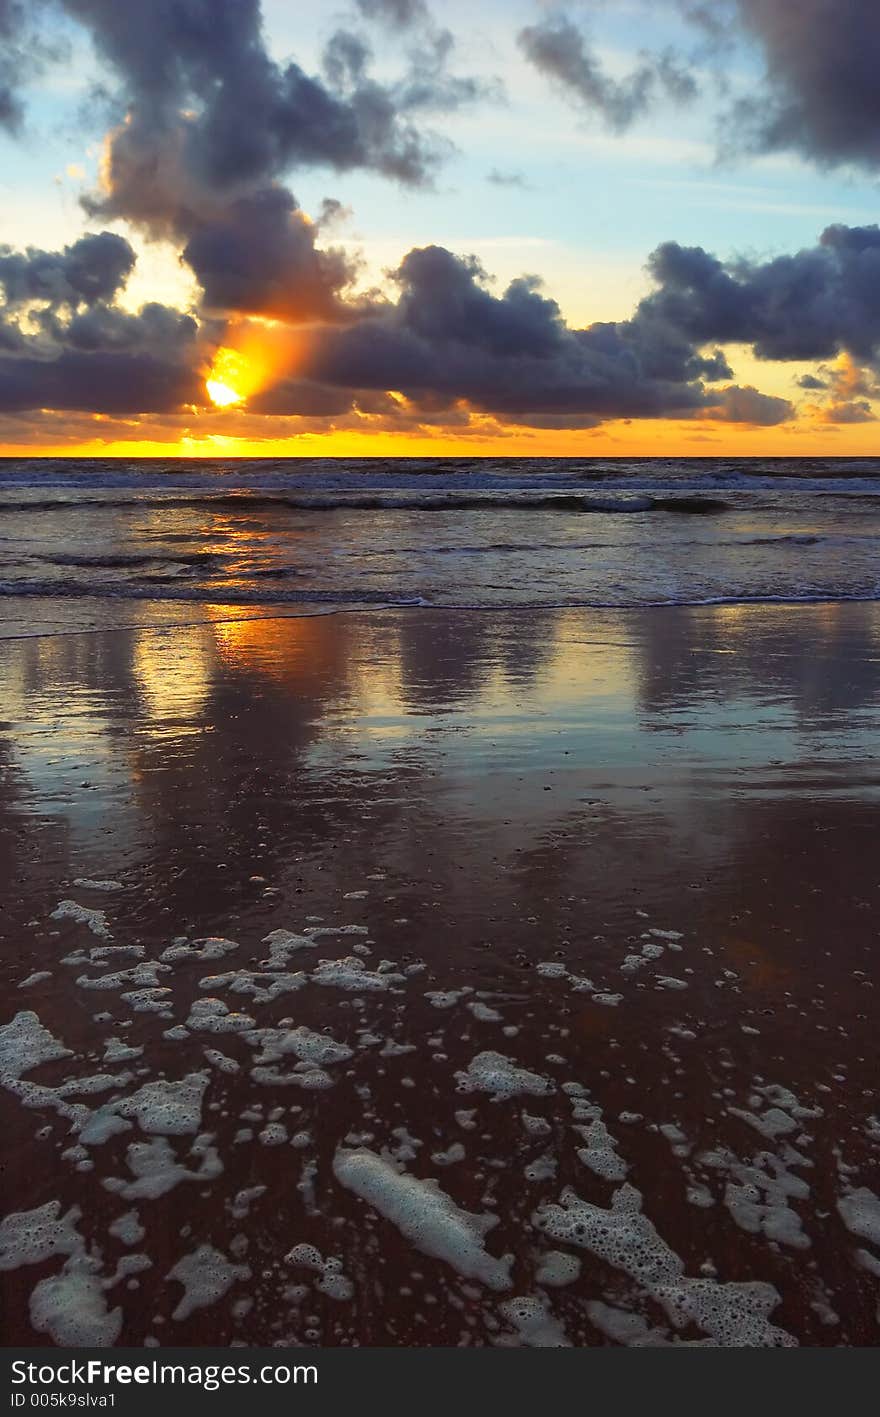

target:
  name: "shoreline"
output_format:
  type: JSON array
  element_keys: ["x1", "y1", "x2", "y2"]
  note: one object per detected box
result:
[{"x1": 2, "y1": 591, "x2": 880, "y2": 646}]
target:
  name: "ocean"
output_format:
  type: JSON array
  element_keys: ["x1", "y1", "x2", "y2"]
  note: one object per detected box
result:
[{"x1": 1, "y1": 456, "x2": 878, "y2": 634}]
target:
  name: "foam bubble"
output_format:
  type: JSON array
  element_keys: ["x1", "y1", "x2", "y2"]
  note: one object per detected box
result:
[
  {"x1": 498, "y1": 1295, "x2": 570, "y2": 1347},
  {"x1": 333, "y1": 1147, "x2": 512, "y2": 1291},
  {"x1": 575, "y1": 1120, "x2": 628, "y2": 1182},
  {"x1": 252, "y1": 1064, "x2": 334, "y2": 1089},
  {"x1": 160, "y1": 938, "x2": 240, "y2": 964},
  {"x1": 77, "y1": 962, "x2": 170, "y2": 992},
  {"x1": 203, "y1": 1049, "x2": 240, "y2": 1075},
  {"x1": 312, "y1": 957, "x2": 403, "y2": 991},
  {"x1": 107, "y1": 1211, "x2": 145, "y2": 1247},
  {"x1": 425, "y1": 989, "x2": 472, "y2": 1009},
  {"x1": 103, "y1": 1135, "x2": 223, "y2": 1200},
  {"x1": 103, "y1": 1039, "x2": 143, "y2": 1064},
  {"x1": 837, "y1": 1187, "x2": 880, "y2": 1247},
  {"x1": 0, "y1": 1011, "x2": 73, "y2": 1081},
  {"x1": 166, "y1": 1244, "x2": 250, "y2": 1321},
  {"x1": 258, "y1": 1123, "x2": 288, "y2": 1146},
  {"x1": 198, "y1": 970, "x2": 306, "y2": 1003},
  {"x1": 0, "y1": 1202, "x2": 82, "y2": 1271},
  {"x1": 535, "y1": 1185, "x2": 796, "y2": 1346},
  {"x1": 468, "y1": 1002, "x2": 502, "y2": 1023},
  {"x1": 243, "y1": 1026, "x2": 353, "y2": 1069},
  {"x1": 51, "y1": 900, "x2": 112, "y2": 940},
  {"x1": 534, "y1": 1250, "x2": 580, "y2": 1287},
  {"x1": 261, "y1": 930, "x2": 317, "y2": 969},
  {"x1": 116, "y1": 1073, "x2": 209, "y2": 1136},
  {"x1": 455, "y1": 1051, "x2": 554, "y2": 1100},
  {"x1": 29, "y1": 1254, "x2": 122, "y2": 1347},
  {"x1": 524, "y1": 1152, "x2": 557, "y2": 1182},
  {"x1": 121, "y1": 988, "x2": 172, "y2": 1013},
  {"x1": 286, "y1": 1244, "x2": 354, "y2": 1301},
  {"x1": 185, "y1": 999, "x2": 256, "y2": 1034},
  {"x1": 17, "y1": 971, "x2": 52, "y2": 989}
]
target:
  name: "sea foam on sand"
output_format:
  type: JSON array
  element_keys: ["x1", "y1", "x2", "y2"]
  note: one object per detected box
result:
[{"x1": 333, "y1": 1147, "x2": 512, "y2": 1291}]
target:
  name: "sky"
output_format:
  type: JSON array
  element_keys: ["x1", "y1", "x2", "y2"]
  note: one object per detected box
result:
[{"x1": 1, "y1": 0, "x2": 879, "y2": 457}]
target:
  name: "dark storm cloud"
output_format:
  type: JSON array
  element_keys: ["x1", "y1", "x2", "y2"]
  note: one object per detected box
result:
[
  {"x1": 518, "y1": 2, "x2": 880, "y2": 175},
  {"x1": 52, "y1": 0, "x2": 495, "y2": 321},
  {"x1": 638, "y1": 224, "x2": 880, "y2": 366},
  {"x1": 0, "y1": 231, "x2": 135, "y2": 309},
  {"x1": 722, "y1": 0, "x2": 880, "y2": 172},
  {"x1": 0, "y1": 346, "x2": 201, "y2": 413},
  {"x1": 518, "y1": 13, "x2": 697, "y2": 132},
  {"x1": 0, "y1": 225, "x2": 200, "y2": 414},
  {"x1": 50, "y1": 300, "x2": 197, "y2": 353},
  {"x1": 299, "y1": 243, "x2": 733, "y2": 425},
  {"x1": 70, "y1": 0, "x2": 444, "y2": 243},
  {"x1": 4, "y1": 217, "x2": 874, "y2": 426},
  {"x1": 2, "y1": 235, "x2": 778, "y2": 426},
  {"x1": 63, "y1": 0, "x2": 439, "y2": 195},
  {"x1": 181, "y1": 187, "x2": 360, "y2": 320}
]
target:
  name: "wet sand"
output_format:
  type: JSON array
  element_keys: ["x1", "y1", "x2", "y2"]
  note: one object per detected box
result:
[{"x1": 1, "y1": 602, "x2": 878, "y2": 1346}]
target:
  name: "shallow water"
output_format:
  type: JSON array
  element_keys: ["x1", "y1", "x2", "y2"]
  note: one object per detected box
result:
[{"x1": 1, "y1": 457, "x2": 879, "y2": 625}]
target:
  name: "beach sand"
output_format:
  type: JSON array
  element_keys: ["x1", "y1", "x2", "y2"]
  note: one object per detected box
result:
[{"x1": 1, "y1": 602, "x2": 878, "y2": 1346}]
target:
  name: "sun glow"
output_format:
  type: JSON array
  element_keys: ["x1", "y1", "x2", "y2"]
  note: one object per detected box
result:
[
  {"x1": 204, "y1": 321, "x2": 303, "y2": 410},
  {"x1": 206, "y1": 347, "x2": 251, "y2": 407}
]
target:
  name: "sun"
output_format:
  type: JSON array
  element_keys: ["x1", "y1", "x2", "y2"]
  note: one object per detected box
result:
[
  {"x1": 206, "y1": 378, "x2": 243, "y2": 407},
  {"x1": 205, "y1": 347, "x2": 250, "y2": 407},
  {"x1": 203, "y1": 324, "x2": 303, "y2": 411}
]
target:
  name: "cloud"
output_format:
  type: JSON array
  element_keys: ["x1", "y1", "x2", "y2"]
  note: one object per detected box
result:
[
  {"x1": 326, "y1": 4, "x2": 498, "y2": 119},
  {"x1": 0, "y1": 229, "x2": 799, "y2": 426},
  {"x1": 487, "y1": 168, "x2": 529, "y2": 189},
  {"x1": 300, "y1": 243, "x2": 724, "y2": 425},
  {"x1": 703, "y1": 384, "x2": 793, "y2": 425},
  {"x1": 0, "y1": 0, "x2": 30, "y2": 131},
  {"x1": 638, "y1": 224, "x2": 880, "y2": 366},
  {"x1": 181, "y1": 187, "x2": 360, "y2": 321},
  {"x1": 722, "y1": 0, "x2": 880, "y2": 172},
  {"x1": 354, "y1": 0, "x2": 428, "y2": 27},
  {"x1": 0, "y1": 346, "x2": 201, "y2": 413},
  {"x1": 518, "y1": 3, "x2": 880, "y2": 176},
  {"x1": 812, "y1": 399, "x2": 875, "y2": 424},
  {"x1": 0, "y1": 232, "x2": 136, "y2": 308},
  {"x1": 518, "y1": 13, "x2": 697, "y2": 132},
  {"x1": 0, "y1": 228, "x2": 200, "y2": 414},
  {"x1": 0, "y1": 0, "x2": 63, "y2": 133},
  {"x1": 68, "y1": 0, "x2": 443, "y2": 213},
  {"x1": 48, "y1": 0, "x2": 494, "y2": 327},
  {"x1": 800, "y1": 352, "x2": 879, "y2": 423}
]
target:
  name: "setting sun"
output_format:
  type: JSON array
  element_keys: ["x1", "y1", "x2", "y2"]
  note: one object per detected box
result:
[
  {"x1": 202, "y1": 322, "x2": 302, "y2": 414},
  {"x1": 206, "y1": 347, "x2": 250, "y2": 407}
]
